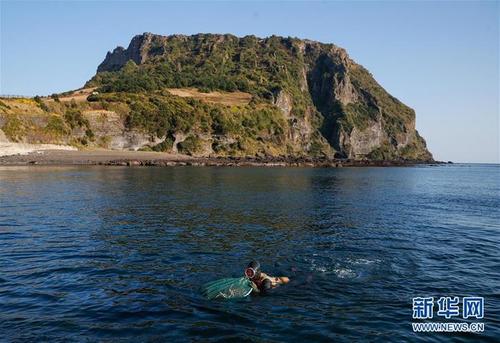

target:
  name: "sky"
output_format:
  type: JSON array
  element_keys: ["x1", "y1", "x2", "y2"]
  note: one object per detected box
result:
[{"x1": 0, "y1": 1, "x2": 498, "y2": 163}]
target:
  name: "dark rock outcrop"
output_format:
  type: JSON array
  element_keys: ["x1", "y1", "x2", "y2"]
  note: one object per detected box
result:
[{"x1": 97, "y1": 33, "x2": 156, "y2": 72}]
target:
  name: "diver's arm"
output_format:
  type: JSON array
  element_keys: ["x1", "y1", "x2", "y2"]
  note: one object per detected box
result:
[
  {"x1": 277, "y1": 276, "x2": 290, "y2": 284},
  {"x1": 265, "y1": 275, "x2": 290, "y2": 287},
  {"x1": 250, "y1": 281, "x2": 260, "y2": 293},
  {"x1": 272, "y1": 276, "x2": 290, "y2": 285}
]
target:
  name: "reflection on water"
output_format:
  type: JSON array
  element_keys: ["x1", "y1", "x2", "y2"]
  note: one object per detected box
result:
[{"x1": 0, "y1": 165, "x2": 499, "y2": 341}]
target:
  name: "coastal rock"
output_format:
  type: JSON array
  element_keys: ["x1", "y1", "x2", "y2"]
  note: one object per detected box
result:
[
  {"x1": 342, "y1": 119, "x2": 384, "y2": 157},
  {"x1": 273, "y1": 90, "x2": 293, "y2": 118}
]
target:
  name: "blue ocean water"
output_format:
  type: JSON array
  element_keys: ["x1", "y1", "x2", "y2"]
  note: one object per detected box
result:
[{"x1": 0, "y1": 164, "x2": 498, "y2": 342}]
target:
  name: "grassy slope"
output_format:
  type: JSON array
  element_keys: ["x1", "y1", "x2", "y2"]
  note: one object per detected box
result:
[{"x1": 0, "y1": 88, "x2": 316, "y2": 157}]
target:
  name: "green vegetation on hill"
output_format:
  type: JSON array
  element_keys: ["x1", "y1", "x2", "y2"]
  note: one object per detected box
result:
[
  {"x1": 348, "y1": 65, "x2": 415, "y2": 138},
  {"x1": 87, "y1": 35, "x2": 315, "y2": 118},
  {"x1": 92, "y1": 91, "x2": 295, "y2": 156},
  {"x1": 0, "y1": 98, "x2": 95, "y2": 145}
]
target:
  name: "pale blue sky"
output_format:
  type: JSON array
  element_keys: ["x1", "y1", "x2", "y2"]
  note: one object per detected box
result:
[{"x1": 1, "y1": 1, "x2": 498, "y2": 163}]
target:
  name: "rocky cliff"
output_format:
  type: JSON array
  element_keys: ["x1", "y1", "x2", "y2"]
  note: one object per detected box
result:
[
  {"x1": 0, "y1": 33, "x2": 432, "y2": 161},
  {"x1": 89, "y1": 33, "x2": 432, "y2": 160}
]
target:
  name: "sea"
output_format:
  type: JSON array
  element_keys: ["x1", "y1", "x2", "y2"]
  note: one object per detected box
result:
[{"x1": 0, "y1": 164, "x2": 498, "y2": 342}]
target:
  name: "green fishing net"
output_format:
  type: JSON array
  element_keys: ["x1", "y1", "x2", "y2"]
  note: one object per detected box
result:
[{"x1": 202, "y1": 277, "x2": 253, "y2": 300}]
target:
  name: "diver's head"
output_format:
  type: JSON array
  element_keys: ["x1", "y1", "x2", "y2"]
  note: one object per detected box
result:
[{"x1": 245, "y1": 261, "x2": 261, "y2": 279}]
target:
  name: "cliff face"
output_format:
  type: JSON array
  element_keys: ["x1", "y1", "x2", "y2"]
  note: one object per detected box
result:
[
  {"x1": 97, "y1": 34, "x2": 155, "y2": 73},
  {"x1": 90, "y1": 33, "x2": 432, "y2": 160}
]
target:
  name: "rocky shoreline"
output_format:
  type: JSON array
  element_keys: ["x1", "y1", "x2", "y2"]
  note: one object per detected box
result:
[
  {"x1": 99, "y1": 156, "x2": 441, "y2": 168},
  {"x1": 0, "y1": 149, "x2": 444, "y2": 168}
]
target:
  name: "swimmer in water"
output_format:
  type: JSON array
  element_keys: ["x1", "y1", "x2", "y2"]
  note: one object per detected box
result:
[{"x1": 244, "y1": 261, "x2": 290, "y2": 294}]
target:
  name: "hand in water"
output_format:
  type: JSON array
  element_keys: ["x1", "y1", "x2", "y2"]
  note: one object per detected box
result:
[{"x1": 279, "y1": 276, "x2": 290, "y2": 284}]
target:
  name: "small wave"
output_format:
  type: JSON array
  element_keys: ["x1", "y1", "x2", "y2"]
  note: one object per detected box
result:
[
  {"x1": 346, "y1": 258, "x2": 381, "y2": 265},
  {"x1": 308, "y1": 263, "x2": 358, "y2": 279},
  {"x1": 305, "y1": 255, "x2": 379, "y2": 279},
  {"x1": 312, "y1": 266, "x2": 327, "y2": 273},
  {"x1": 332, "y1": 268, "x2": 357, "y2": 279}
]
